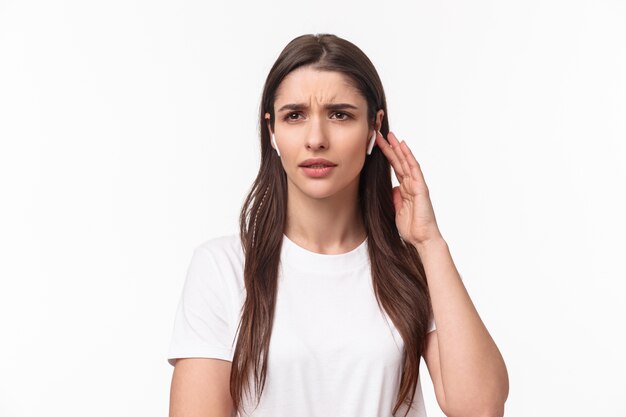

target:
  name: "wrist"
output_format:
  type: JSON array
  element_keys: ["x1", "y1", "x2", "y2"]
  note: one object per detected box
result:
[{"x1": 412, "y1": 235, "x2": 447, "y2": 253}]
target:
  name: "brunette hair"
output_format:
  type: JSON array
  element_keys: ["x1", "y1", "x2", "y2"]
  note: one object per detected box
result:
[{"x1": 233, "y1": 33, "x2": 433, "y2": 417}]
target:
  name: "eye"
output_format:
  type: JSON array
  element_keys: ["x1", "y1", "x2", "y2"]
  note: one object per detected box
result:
[
  {"x1": 331, "y1": 111, "x2": 350, "y2": 120},
  {"x1": 284, "y1": 112, "x2": 302, "y2": 121}
]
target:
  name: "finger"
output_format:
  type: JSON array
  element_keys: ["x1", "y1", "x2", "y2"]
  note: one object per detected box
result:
[
  {"x1": 388, "y1": 132, "x2": 413, "y2": 185},
  {"x1": 375, "y1": 131, "x2": 405, "y2": 182},
  {"x1": 386, "y1": 131, "x2": 408, "y2": 170},
  {"x1": 399, "y1": 140, "x2": 428, "y2": 189}
]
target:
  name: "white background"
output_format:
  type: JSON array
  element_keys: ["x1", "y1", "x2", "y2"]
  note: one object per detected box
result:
[{"x1": 1, "y1": 0, "x2": 625, "y2": 416}]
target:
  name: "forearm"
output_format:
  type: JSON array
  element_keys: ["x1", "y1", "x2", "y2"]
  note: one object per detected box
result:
[{"x1": 415, "y1": 237, "x2": 509, "y2": 417}]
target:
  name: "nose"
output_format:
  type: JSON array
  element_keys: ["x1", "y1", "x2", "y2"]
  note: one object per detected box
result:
[{"x1": 305, "y1": 119, "x2": 329, "y2": 151}]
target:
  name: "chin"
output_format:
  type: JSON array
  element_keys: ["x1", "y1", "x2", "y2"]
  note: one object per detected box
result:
[
  {"x1": 295, "y1": 179, "x2": 356, "y2": 201},
  {"x1": 300, "y1": 186, "x2": 339, "y2": 200}
]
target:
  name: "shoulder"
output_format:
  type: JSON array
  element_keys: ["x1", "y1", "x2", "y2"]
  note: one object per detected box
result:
[
  {"x1": 188, "y1": 233, "x2": 246, "y2": 292},
  {"x1": 194, "y1": 233, "x2": 244, "y2": 264}
]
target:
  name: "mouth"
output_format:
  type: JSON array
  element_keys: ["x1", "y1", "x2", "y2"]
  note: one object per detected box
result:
[
  {"x1": 299, "y1": 158, "x2": 337, "y2": 168},
  {"x1": 301, "y1": 164, "x2": 335, "y2": 178}
]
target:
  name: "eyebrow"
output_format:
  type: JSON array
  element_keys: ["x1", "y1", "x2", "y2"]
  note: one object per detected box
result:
[{"x1": 276, "y1": 103, "x2": 359, "y2": 112}]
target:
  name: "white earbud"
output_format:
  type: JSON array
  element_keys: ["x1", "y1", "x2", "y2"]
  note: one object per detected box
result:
[
  {"x1": 271, "y1": 132, "x2": 281, "y2": 157},
  {"x1": 366, "y1": 130, "x2": 378, "y2": 155}
]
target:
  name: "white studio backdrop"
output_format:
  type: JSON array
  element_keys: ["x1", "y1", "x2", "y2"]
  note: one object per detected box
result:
[{"x1": 0, "y1": 0, "x2": 624, "y2": 416}]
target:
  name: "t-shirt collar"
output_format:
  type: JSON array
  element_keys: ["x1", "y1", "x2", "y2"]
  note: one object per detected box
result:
[{"x1": 280, "y1": 233, "x2": 369, "y2": 274}]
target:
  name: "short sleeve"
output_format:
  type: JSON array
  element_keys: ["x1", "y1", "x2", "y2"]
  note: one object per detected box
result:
[{"x1": 167, "y1": 247, "x2": 236, "y2": 366}]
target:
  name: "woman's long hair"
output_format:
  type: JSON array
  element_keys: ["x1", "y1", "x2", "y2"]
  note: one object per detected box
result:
[{"x1": 232, "y1": 34, "x2": 433, "y2": 417}]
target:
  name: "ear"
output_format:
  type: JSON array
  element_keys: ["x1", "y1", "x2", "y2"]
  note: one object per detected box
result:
[
  {"x1": 264, "y1": 112, "x2": 273, "y2": 135},
  {"x1": 264, "y1": 112, "x2": 276, "y2": 150},
  {"x1": 374, "y1": 109, "x2": 385, "y2": 132},
  {"x1": 366, "y1": 109, "x2": 386, "y2": 156},
  {"x1": 265, "y1": 112, "x2": 282, "y2": 156}
]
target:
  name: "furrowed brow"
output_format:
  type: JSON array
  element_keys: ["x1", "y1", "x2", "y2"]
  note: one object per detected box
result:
[
  {"x1": 325, "y1": 103, "x2": 359, "y2": 111},
  {"x1": 277, "y1": 103, "x2": 359, "y2": 112}
]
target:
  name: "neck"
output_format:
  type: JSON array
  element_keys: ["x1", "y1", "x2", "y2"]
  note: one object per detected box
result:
[{"x1": 284, "y1": 178, "x2": 366, "y2": 254}]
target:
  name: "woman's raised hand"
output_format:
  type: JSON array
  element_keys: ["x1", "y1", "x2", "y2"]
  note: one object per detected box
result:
[{"x1": 375, "y1": 131, "x2": 443, "y2": 247}]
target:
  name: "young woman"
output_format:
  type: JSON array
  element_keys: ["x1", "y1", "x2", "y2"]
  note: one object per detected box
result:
[{"x1": 168, "y1": 34, "x2": 509, "y2": 417}]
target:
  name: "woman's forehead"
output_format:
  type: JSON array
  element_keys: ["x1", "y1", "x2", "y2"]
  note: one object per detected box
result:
[{"x1": 274, "y1": 67, "x2": 365, "y2": 109}]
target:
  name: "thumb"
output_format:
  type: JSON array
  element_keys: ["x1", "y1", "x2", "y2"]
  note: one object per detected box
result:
[{"x1": 392, "y1": 186, "x2": 402, "y2": 214}]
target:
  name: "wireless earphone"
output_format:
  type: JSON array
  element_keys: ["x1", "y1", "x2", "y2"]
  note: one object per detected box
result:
[
  {"x1": 366, "y1": 130, "x2": 378, "y2": 155},
  {"x1": 271, "y1": 132, "x2": 281, "y2": 157}
]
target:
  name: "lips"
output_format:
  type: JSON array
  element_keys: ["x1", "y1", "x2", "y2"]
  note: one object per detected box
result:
[{"x1": 299, "y1": 158, "x2": 337, "y2": 168}]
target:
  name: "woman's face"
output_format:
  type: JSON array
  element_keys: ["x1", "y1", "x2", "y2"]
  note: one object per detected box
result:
[{"x1": 265, "y1": 66, "x2": 383, "y2": 201}]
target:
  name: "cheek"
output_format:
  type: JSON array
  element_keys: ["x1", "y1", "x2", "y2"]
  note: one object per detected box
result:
[
  {"x1": 337, "y1": 143, "x2": 367, "y2": 174},
  {"x1": 280, "y1": 141, "x2": 300, "y2": 162},
  {"x1": 341, "y1": 130, "x2": 369, "y2": 156},
  {"x1": 277, "y1": 127, "x2": 369, "y2": 166}
]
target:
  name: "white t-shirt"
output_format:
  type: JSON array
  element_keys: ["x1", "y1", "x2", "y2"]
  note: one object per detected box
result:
[{"x1": 167, "y1": 233, "x2": 436, "y2": 417}]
